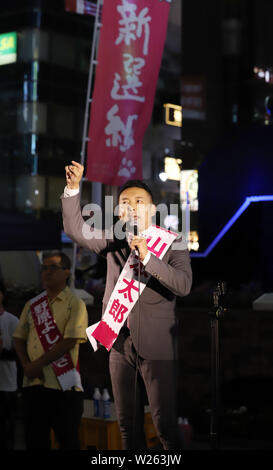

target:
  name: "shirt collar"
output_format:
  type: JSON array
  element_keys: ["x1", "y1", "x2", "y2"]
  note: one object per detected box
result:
[
  {"x1": 126, "y1": 223, "x2": 151, "y2": 240},
  {"x1": 48, "y1": 286, "x2": 69, "y2": 303}
]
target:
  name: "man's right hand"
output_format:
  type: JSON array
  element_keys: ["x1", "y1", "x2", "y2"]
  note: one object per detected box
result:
[{"x1": 65, "y1": 161, "x2": 84, "y2": 190}]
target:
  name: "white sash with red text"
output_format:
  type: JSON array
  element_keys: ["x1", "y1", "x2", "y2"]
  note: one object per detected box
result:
[
  {"x1": 30, "y1": 292, "x2": 83, "y2": 391},
  {"x1": 86, "y1": 225, "x2": 178, "y2": 352}
]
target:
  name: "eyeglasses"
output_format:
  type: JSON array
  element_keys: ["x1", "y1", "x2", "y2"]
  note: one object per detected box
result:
[{"x1": 41, "y1": 265, "x2": 65, "y2": 272}]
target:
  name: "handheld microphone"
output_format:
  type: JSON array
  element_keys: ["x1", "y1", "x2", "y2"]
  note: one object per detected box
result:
[
  {"x1": 133, "y1": 221, "x2": 139, "y2": 255},
  {"x1": 133, "y1": 221, "x2": 138, "y2": 236}
]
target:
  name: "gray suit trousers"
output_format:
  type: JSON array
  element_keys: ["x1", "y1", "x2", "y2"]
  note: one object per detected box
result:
[{"x1": 109, "y1": 333, "x2": 180, "y2": 450}]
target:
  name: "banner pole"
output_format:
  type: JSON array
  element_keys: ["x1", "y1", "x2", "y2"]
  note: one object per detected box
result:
[{"x1": 70, "y1": 0, "x2": 103, "y2": 289}]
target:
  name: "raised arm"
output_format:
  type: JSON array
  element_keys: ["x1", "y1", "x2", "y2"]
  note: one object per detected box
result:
[{"x1": 61, "y1": 161, "x2": 108, "y2": 254}]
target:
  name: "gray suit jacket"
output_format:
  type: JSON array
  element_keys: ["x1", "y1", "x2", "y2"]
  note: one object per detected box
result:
[{"x1": 61, "y1": 194, "x2": 192, "y2": 360}]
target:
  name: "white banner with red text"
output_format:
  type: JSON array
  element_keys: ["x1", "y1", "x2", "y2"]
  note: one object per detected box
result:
[
  {"x1": 30, "y1": 292, "x2": 83, "y2": 391},
  {"x1": 86, "y1": 224, "x2": 177, "y2": 352}
]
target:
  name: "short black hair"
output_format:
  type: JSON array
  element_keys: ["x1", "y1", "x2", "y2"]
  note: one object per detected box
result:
[
  {"x1": 42, "y1": 251, "x2": 71, "y2": 270},
  {"x1": 118, "y1": 179, "x2": 153, "y2": 202}
]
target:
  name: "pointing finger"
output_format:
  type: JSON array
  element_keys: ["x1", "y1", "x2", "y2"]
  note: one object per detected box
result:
[{"x1": 71, "y1": 160, "x2": 83, "y2": 170}]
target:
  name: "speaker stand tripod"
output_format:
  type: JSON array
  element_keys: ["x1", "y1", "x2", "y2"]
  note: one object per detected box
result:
[{"x1": 209, "y1": 282, "x2": 227, "y2": 450}]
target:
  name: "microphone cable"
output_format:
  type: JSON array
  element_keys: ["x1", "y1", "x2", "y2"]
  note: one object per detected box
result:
[{"x1": 132, "y1": 222, "x2": 142, "y2": 448}]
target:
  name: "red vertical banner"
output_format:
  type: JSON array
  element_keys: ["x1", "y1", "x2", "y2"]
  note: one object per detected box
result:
[
  {"x1": 86, "y1": 0, "x2": 171, "y2": 186},
  {"x1": 65, "y1": 0, "x2": 76, "y2": 12}
]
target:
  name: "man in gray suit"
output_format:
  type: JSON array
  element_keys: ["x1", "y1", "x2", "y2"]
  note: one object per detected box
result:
[{"x1": 61, "y1": 161, "x2": 192, "y2": 449}]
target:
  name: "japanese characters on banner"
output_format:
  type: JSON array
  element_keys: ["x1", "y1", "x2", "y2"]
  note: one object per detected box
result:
[
  {"x1": 86, "y1": 224, "x2": 177, "y2": 352},
  {"x1": 30, "y1": 292, "x2": 83, "y2": 391},
  {"x1": 86, "y1": 0, "x2": 171, "y2": 186}
]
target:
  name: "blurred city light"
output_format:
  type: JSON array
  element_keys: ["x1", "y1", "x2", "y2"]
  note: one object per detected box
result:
[{"x1": 163, "y1": 103, "x2": 182, "y2": 127}]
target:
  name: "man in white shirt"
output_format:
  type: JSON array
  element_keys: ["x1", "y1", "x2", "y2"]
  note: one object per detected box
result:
[{"x1": 0, "y1": 280, "x2": 19, "y2": 450}]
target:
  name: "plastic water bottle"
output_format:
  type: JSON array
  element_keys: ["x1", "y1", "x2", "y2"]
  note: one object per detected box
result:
[
  {"x1": 93, "y1": 387, "x2": 101, "y2": 417},
  {"x1": 178, "y1": 416, "x2": 192, "y2": 448},
  {"x1": 102, "y1": 388, "x2": 111, "y2": 419}
]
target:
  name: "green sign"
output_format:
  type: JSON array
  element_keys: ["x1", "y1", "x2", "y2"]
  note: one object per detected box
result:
[{"x1": 0, "y1": 32, "x2": 17, "y2": 65}]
